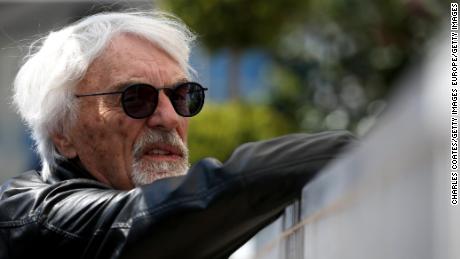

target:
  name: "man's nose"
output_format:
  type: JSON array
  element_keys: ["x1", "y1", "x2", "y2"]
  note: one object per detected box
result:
[{"x1": 146, "y1": 91, "x2": 180, "y2": 130}]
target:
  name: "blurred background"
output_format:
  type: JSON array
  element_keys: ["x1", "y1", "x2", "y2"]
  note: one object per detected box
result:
[
  {"x1": 0, "y1": 0, "x2": 447, "y2": 180},
  {"x1": 0, "y1": 1, "x2": 456, "y2": 259}
]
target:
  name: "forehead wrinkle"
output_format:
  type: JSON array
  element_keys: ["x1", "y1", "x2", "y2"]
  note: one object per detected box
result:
[
  {"x1": 143, "y1": 60, "x2": 186, "y2": 88},
  {"x1": 108, "y1": 50, "x2": 184, "y2": 86},
  {"x1": 80, "y1": 34, "x2": 187, "y2": 93}
]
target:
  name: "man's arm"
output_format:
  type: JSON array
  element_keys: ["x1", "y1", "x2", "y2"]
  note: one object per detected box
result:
[{"x1": 0, "y1": 131, "x2": 354, "y2": 259}]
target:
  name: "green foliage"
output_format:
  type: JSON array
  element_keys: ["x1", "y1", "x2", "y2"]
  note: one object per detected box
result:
[
  {"x1": 269, "y1": 0, "x2": 446, "y2": 134},
  {"x1": 160, "y1": 0, "x2": 447, "y2": 136},
  {"x1": 158, "y1": 0, "x2": 308, "y2": 50},
  {"x1": 188, "y1": 102, "x2": 295, "y2": 163}
]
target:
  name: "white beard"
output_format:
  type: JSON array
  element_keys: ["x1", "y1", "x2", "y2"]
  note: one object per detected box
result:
[{"x1": 131, "y1": 129, "x2": 190, "y2": 186}]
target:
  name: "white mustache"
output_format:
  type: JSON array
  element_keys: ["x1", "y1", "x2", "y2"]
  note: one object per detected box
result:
[{"x1": 132, "y1": 129, "x2": 188, "y2": 161}]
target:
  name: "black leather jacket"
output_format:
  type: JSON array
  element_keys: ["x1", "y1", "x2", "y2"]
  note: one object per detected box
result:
[{"x1": 0, "y1": 132, "x2": 353, "y2": 259}]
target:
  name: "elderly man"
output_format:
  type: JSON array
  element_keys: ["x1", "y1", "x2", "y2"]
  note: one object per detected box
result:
[{"x1": 0, "y1": 11, "x2": 353, "y2": 258}]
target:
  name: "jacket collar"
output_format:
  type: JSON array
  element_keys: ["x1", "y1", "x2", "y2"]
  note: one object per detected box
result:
[{"x1": 44, "y1": 158, "x2": 97, "y2": 184}]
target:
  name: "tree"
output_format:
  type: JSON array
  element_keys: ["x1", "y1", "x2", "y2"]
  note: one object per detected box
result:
[
  {"x1": 159, "y1": 0, "x2": 309, "y2": 100},
  {"x1": 161, "y1": 0, "x2": 446, "y2": 137},
  {"x1": 269, "y1": 0, "x2": 446, "y2": 135}
]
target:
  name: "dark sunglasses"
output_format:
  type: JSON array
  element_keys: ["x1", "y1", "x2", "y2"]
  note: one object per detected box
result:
[{"x1": 75, "y1": 82, "x2": 208, "y2": 119}]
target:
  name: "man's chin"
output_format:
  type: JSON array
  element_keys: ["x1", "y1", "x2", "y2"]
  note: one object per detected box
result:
[{"x1": 131, "y1": 160, "x2": 189, "y2": 186}]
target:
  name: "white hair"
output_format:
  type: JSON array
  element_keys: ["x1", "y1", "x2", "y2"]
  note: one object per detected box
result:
[{"x1": 12, "y1": 11, "x2": 196, "y2": 176}]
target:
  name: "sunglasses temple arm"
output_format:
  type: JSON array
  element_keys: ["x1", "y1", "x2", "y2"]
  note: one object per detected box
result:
[{"x1": 75, "y1": 91, "x2": 124, "y2": 98}]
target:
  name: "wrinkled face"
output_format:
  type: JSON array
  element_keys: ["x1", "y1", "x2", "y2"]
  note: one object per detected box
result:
[{"x1": 54, "y1": 33, "x2": 190, "y2": 190}]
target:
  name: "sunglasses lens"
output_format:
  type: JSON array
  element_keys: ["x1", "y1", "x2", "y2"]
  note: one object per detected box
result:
[
  {"x1": 121, "y1": 83, "x2": 206, "y2": 119},
  {"x1": 170, "y1": 83, "x2": 205, "y2": 117},
  {"x1": 122, "y1": 84, "x2": 157, "y2": 119}
]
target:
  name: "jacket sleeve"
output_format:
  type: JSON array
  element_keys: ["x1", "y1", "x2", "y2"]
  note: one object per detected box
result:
[{"x1": 0, "y1": 131, "x2": 354, "y2": 259}]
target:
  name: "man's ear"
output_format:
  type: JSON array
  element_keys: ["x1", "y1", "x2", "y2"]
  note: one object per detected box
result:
[{"x1": 52, "y1": 133, "x2": 77, "y2": 159}]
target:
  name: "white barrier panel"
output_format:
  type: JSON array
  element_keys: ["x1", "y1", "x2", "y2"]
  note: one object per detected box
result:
[
  {"x1": 299, "y1": 30, "x2": 457, "y2": 259},
  {"x1": 232, "y1": 29, "x2": 459, "y2": 259}
]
